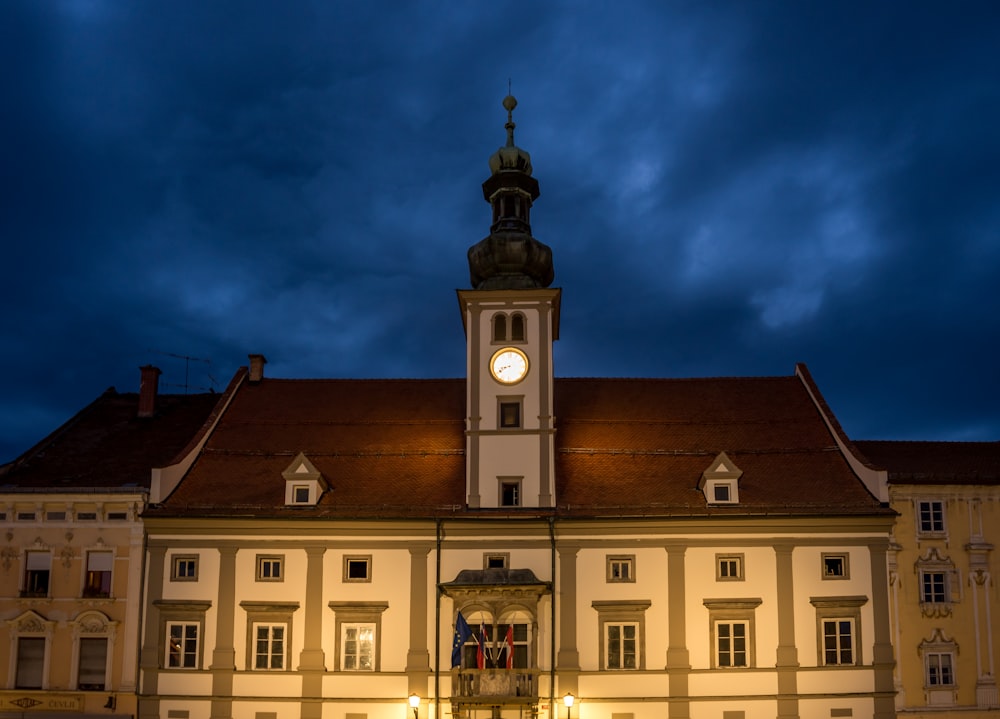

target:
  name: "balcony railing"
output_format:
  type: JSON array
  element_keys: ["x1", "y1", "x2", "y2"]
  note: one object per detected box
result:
[{"x1": 452, "y1": 668, "x2": 537, "y2": 700}]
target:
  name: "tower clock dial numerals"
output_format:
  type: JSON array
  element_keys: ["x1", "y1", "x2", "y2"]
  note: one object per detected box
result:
[{"x1": 490, "y1": 348, "x2": 529, "y2": 384}]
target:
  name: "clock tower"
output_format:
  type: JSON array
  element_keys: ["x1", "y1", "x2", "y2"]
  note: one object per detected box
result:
[{"x1": 458, "y1": 95, "x2": 560, "y2": 509}]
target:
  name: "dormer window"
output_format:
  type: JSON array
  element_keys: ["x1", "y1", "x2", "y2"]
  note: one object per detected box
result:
[
  {"x1": 282, "y1": 453, "x2": 328, "y2": 507},
  {"x1": 700, "y1": 452, "x2": 742, "y2": 505}
]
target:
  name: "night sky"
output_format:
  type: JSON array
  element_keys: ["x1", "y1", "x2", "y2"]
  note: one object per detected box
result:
[{"x1": 3, "y1": 1, "x2": 999, "y2": 463}]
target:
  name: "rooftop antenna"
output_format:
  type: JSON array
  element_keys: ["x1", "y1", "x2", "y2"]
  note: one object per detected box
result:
[{"x1": 148, "y1": 350, "x2": 216, "y2": 394}]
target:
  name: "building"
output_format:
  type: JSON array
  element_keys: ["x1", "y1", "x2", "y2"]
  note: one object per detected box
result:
[
  {"x1": 0, "y1": 367, "x2": 222, "y2": 718},
  {"x1": 855, "y1": 440, "x2": 1000, "y2": 717},
  {"x1": 137, "y1": 97, "x2": 897, "y2": 719}
]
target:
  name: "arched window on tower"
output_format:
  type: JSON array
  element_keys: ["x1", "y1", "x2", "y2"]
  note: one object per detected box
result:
[
  {"x1": 493, "y1": 314, "x2": 507, "y2": 342},
  {"x1": 510, "y1": 314, "x2": 525, "y2": 342}
]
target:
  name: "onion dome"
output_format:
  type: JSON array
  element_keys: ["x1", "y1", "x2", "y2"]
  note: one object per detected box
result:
[{"x1": 468, "y1": 95, "x2": 554, "y2": 290}]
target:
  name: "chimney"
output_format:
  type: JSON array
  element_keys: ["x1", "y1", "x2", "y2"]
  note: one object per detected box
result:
[
  {"x1": 138, "y1": 365, "x2": 162, "y2": 418},
  {"x1": 248, "y1": 354, "x2": 267, "y2": 384}
]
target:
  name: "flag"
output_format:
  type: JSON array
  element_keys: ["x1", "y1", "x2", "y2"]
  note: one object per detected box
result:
[
  {"x1": 451, "y1": 612, "x2": 473, "y2": 668},
  {"x1": 477, "y1": 622, "x2": 486, "y2": 669},
  {"x1": 503, "y1": 624, "x2": 514, "y2": 669}
]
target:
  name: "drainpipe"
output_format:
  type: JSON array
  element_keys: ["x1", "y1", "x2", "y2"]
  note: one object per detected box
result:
[
  {"x1": 434, "y1": 519, "x2": 443, "y2": 719},
  {"x1": 549, "y1": 516, "x2": 556, "y2": 719}
]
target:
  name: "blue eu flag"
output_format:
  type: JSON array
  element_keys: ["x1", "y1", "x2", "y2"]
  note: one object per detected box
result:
[{"x1": 451, "y1": 612, "x2": 473, "y2": 668}]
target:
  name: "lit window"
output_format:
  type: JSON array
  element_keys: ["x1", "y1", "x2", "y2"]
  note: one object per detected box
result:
[
  {"x1": 607, "y1": 555, "x2": 635, "y2": 583},
  {"x1": 166, "y1": 622, "x2": 199, "y2": 669},
  {"x1": 822, "y1": 553, "x2": 849, "y2": 579},
  {"x1": 170, "y1": 555, "x2": 198, "y2": 581},
  {"x1": 78, "y1": 637, "x2": 108, "y2": 690},
  {"x1": 715, "y1": 621, "x2": 749, "y2": 667},
  {"x1": 344, "y1": 556, "x2": 372, "y2": 582},
  {"x1": 918, "y1": 500, "x2": 945, "y2": 534},
  {"x1": 500, "y1": 480, "x2": 521, "y2": 507},
  {"x1": 342, "y1": 623, "x2": 375, "y2": 671},
  {"x1": 716, "y1": 554, "x2": 744, "y2": 581},
  {"x1": 16, "y1": 637, "x2": 45, "y2": 688},
  {"x1": 84, "y1": 551, "x2": 113, "y2": 597},
  {"x1": 22, "y1": 551, "x2": 51, "y2": 597},
  {"x1": 926, "y1": 652, "x2": 954, "y2": 686},
  {"x1": 253, "y1": 623, "x2": 286, "y2": 670},
  {"x1": 256, "y1": 555, "x2": 283, "y2": 582}
]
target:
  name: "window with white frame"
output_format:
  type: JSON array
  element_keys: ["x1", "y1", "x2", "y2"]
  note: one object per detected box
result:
[
  {"x1": 77, "y1": 637, "x2": 108, "y2": 690},
  {"x1": 253, "y1": 623, "x2": 286, "y2": 670},
  {"x1": 83, "y1": 550, "x2": 113, "y2": 597},
  {"x1": 822, "y1": 553, "x2": 849, "y2": 579},
  {"x1": 703, "y1": 597, "x2": 760, "y2": 668},
  {"x1": 926, "y1": 652, "x2": 954, "y2": 686},
  {"x1": 256, "y1": 555, "x2": 284, "y2": 582},
  {"x1": 592, "y1": 600, "x2": 650, "y2": 671},
  {"x1": 810, "y1": 595, "x2": 867, "y2": 667},
  {"x1": 329, "y1": 601, "x2": 388, "y2": 672},
  {"x1": 915, "y1": 548, "x2": 958, "y2": 616},
  {"x1": 342, "y1": 623, "x2": 375, "y2": 671},
  {"x1": 715, "y1": 621, "x2": 749, "y2": 667},
  {"x1": 500, "y1": 479, "x2": 521, "y2": 507},
  {"x1": 170, "y1": 554, "x2": 198, "y2": 581},
  {"x1": 166, "y1": 622, "x2": 200, "y2": 668},
  {"x1": 607, "y1": 555, "x2": 635, "y2": 583},
  {"x1": 716, "y1": 554, "x2": 744, "y2": 581},
  {"x1": 921, "y1": 571, "x2": 947, "y2": 603},
  {"x1": 918, "y1": 500, "x2": 945, "y2": 534}
]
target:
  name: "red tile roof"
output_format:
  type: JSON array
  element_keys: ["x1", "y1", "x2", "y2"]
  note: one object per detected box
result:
[
  {"x1": 855, "y1": 440, "x2": 1000, "y2": 485},
  {"x1": 152, "y1": 371, "x2": 889, "y2": 518},
  {"x1": 0, "y1": 389, "x2": 221, "y2": 491}
]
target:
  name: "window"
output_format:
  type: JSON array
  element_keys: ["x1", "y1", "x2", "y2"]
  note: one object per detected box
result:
[
  {"x1": 510, "y1": 314, "x2": 525, "y2": 341},
  {"x1": 256, "y1": 555, "x2": 283, "y2": 582},
  {"x1": 107, "y1": 511, "x2": 128, "y2": 521},
  {"x1": 716, "y1": 554, "x2": 744, "y2": 581},
  {"x1": 46, "y1": 511, "x2": 66, "y2": 521},
  {"x1": 921, "y1": 571, "x2": 947, "y2": 603},
  {"x1": 22, "y1": 551, "x2": 51, "y2": 597},
  {"x1": 341, "y1": 623, "x2": 375, "y2": 671},
  {"x1": 926, "y1": 652, "x2": 954, "y2": 686},
  {"x1": 456, "y1": 617, "x2": 531, "y2": 669},
  {"x1": 607, "y1": 555, "x2": 635, "y2": 583},
  {"x1": 499, "y1": 400, "x2": 521, "y2": 428},
  {"x1": 493, "y1": 314, "x2": 507, "y2": 342},
  {"x1": 77, "y1": 637, "x2": 108, "y2": 690},
  {"x1": 714, "y1": 484, "x2": 731, "y2": 502},
  {"x1": 16, "y1": 637, "x2": 45, "y2": 688},
  {"x1": 704, "y1": 598, "x2": 760, "y2": 669},
  {"x1": 84, "y1": 551, "x2": 113, "y2": 597},
  {"x1": 483, "y1": 553, "x2": 509, "y2": 570},
  {"x1": 170, "y1": 555, "x2": 198, "y2": 581},
  {"x1": 344, "y1": 555, "x2": 372, "y2": 582},
  {"x1": 500, "y1": 479, "x2": 521, "y2": 507},
  {"x1": 715, "y1": 621, "x2": 749, "y2": 667},
  {"x1": 822, "y1": 553, "x2": 849, "y2": 579},
  {"x1": 166, "y1": 622, "x2": 199, "y2": 668},
  {"x1": 592, "y1": 600, "x2": 650, "y2": 671},
  {"x1": 822, "y1": 619, "x2": 855, "y2": 665},
  {"x1": 282, "y1": 453, "x2": 328, "y2": 505},
  {"x1": 918, "y1": 500, "x2": 945, "y2": 533},
  {"x1": 77, "y1": 512, "x2": 98, "y2": 521},
  {"x1": 293, "y1": 485, "x2": 310, "y2": 503},
  {"x1": 810, "y1": 595, "x2": 866, "y2": 667},
  {"x1": 606, "y1": 622, "x2": 638, "y2": 669},
  {"x1": 253, "y1": 623, "x2": 286, "y2": 670}
]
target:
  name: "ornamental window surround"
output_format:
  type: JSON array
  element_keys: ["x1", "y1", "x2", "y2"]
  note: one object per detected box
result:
[
  {"x1": 809, "y1": 595, "x2": 868, "y2": 667},
  {"x1": 592, "y1": 600, "x2": 651, "y2": 670},
  {"x1": 703, "y1": 598, "x2": 762, "y2": 668},
  {"x1": 328, "y1": 601, "x2": 389, "y2": 672}
]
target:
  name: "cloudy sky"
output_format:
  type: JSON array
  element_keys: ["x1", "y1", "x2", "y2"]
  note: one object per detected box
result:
[{"x1": 2, "y1": 1, "x2": 998, "y2": 462}]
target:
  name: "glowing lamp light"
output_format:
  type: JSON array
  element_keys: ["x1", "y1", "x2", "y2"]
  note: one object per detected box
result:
[
  {"x1": 408, "y1": 694, "x2": 420, "y2": 719},
  {"x1": 563, "y1": 692, "x2": 575, "y2": 718}
]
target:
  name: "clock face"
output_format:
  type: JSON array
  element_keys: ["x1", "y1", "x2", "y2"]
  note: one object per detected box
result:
[{"x1": 490, "y1": 347, "x2": 529, "y2": 384}]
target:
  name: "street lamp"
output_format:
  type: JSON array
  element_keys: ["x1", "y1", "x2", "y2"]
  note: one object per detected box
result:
[
  {"x1": 408, "y1": 693, "x2": 420, "y2": 719},
  {"x1": 563, "y1": 692, "x2": 575, "y2": 719}
]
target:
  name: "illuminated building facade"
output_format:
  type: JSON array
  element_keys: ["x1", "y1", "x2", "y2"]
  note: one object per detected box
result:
[
  {"x1": 136, "y1": 98, "x2": 898, "y2": 719},
  {"x1": 856, "y1": 440, "x2": 1000, "y2": 717},
  {"x1": 0, "y1": 367, "x2": 220, "y2": 718}
]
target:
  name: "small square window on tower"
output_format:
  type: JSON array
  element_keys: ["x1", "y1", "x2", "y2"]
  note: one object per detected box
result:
[
  {"x1": 483, "y1": 553, "x2": 509, "y2": 570},
  {"x1": 499, "y1": 399, "x2": 522, "y2": 429},
  {"x1": 607, "y1": 555, "x2": 635, "y2": 583},
  {"x1": 344, "y1": 556, "x2": 372, "y2": 582},
  {"x1": 500, "y1": 479, "x2": 521, "y2": 507},
  {"x1": 716, "y1": 554, "x2": 745, "y2": 581}
]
